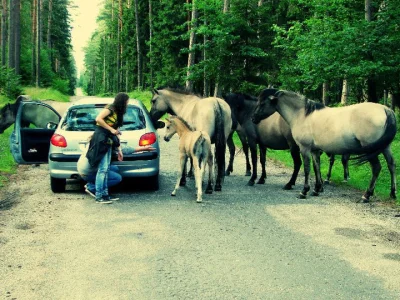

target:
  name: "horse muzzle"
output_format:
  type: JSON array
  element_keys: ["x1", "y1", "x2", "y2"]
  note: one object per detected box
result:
[{"x1": 164, "y1": 136, "x2": 170, "y2": 142}]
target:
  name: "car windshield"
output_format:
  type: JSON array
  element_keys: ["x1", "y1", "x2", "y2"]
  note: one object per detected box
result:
[{"x1": 61, "y1": 105, "x2": 146, "y2": 131}]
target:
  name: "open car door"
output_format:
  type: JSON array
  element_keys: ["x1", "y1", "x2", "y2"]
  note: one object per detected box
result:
[{"x1": 10, "y1": 101, "x2": 61, "y2": 164}]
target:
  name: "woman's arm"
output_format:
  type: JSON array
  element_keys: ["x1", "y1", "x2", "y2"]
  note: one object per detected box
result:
[{"x1": 95, "y1": 108, "x2": 119, "y2": 135}]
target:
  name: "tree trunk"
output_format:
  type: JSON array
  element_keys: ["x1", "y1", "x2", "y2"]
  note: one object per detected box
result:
[
  {"x1": 185, "y1": 0, "x2": 197, "y2": 92},
  {"x1": 47, "y1": 0, "x2": 52, "y2": 68},
  {"x1": 341, "y1": 79, "x2": 348, "y2": 105},
  {"x1": 14, "y1": 0, "x2": 20, "y2": 75},
  {"x1": 31, "y1": 0, "x2": 37, "y2": 83},
  {"x1": 214, "y1": 0, "x2": 230, "y2": 97},
  {"x1": 36, "y1": 0, "x2": 41, "y2": 87},
  {"x1": 322, "y1": 82, "x2": 330, "y2": 105},
  {"x1": 134, "y1": 0, "x2": 142, "y2": 89},
  {"x1": 203, "y1": 16, "x2": 209, "y2": 97},
  {"x1": 1, "y1": 0, "x2": 7, "y2": 66},
  {"x1": 148, "y1": 0, "x2": 153, "y2": 89},
  {"x1": 364, "y1": 0, "x2": 378, "y2": 102},
  {"x1": 8, "y1": 0, "x2": 15, "y2": 70},
  {"x1": 117, "y1": 0, "x2": 122, "y2": 91}
]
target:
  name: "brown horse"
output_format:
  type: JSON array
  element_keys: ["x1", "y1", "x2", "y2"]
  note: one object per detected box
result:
[
  {"x1": 223, "y1": 92, "x2": 302, "y2": 189},
  {"x1": 150, "y1": 88, "x2": 232, "y2": 192},
  {"x1": 253, "y1": 89, "x2": 397, "y2": 201},
  {"x1": 164, "y1": 115, "x2": 213, "y2": 203}
]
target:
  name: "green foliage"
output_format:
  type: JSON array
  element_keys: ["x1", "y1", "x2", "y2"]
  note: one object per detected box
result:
[
  {"x1": 0, "y1": 67, "x2": 23, "y2": 98},
  {"x1": 52, "y1": 78, "x2": 70, "y2": 95},
  {"x1": 22, "y1": 87, "x2": 70, "y2": 102}
]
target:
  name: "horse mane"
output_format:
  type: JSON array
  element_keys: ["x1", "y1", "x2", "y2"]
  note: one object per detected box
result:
[
  {"x1": 156, "y1": 86, "x2": 202, "y2": 98},
  {"x1": 304, "y1": 98, "x2": 325, "y2": 116},
  {"x1": 171, "y1": 115, "x2": 194, "y2": 131}
]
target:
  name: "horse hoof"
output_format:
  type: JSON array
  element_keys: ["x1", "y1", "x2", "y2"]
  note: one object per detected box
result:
[
  {"x1": 257, "y1": 179, "x2": 265, "y2": 184},
  {"x1": 360, "y1": 194, "x2": 370, "y2": 203},
  {"x1": 205, "y1": 189, "x2": 213, "y2": 194},
  {"x1": 171, "y1": 194, "x2": 176, "y2": 197},
  {"x1": 214, "y1": 185, "x2": 222, "y2": 192},
  {"x1": 297, "y1": 193, "x2": 307, "y2": 199},
  {"x1": 311, "y1": 191, "x2": 319, "y2": 196},
  {"x1": 179, "y1": 181, "x2": 186, "y2": 187},
  {"x1": 196, "y1": 199, "x2": 202, "y2": 203},
  {"x1": 247, "y1": 181, "x2": 255, "y2": 186},
  {"x1": 283, "y1": 184, "x2": 293, "y2": 190}
]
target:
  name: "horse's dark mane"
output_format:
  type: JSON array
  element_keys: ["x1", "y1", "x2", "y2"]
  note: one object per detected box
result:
[
  {"x1": 304, "y1": 98, "x2": 325, "y2": 116},
  {"x1": 172, "y1": 115, "x2": 194, "y2": 131},
  {"x1": 156, "y1": 86, "x2": 202, "y2": 98}
]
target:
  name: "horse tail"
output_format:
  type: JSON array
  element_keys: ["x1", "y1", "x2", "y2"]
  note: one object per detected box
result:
[
  {"x1": 214, "y1": 101, "x2": 226, "y2": 182},
  {"x1": 351, "y1": 108, "x2": 397, "y2": 165},
  {"x1": 194, "y1": 133, "x2": 206, "y2": 169}
]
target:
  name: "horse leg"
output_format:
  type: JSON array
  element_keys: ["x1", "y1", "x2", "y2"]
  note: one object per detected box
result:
[
  {"x1": 225, "y1": 131, "x2": 235, "y2": 176},
  {"x1": 247, "y1": 141, "x2": 258, "y2": 186},
  {"x1": 187, "y1": 157, "x2": 194, "y2": 178},
  {"x1": 193, "y1": 157, "x2": 203, "y2": 203},
  {"x1": 361, "y1": 156, "x2": 382, "y2": 203},
  {"x1": 172, "y1": 155, "x2": 187, "y2": 196},
  {"x1": 237, "y1": 128, "x2": 251, "y2": 176},
  {"x1": 325, "y1": 154, "x2": 335, "y2": 184},
  {"x1": 382, "y1": 147, "x2": 396, "y2": 199},
  {"x1": 205, "y1": 152, "x2": 214, "y2": 194},
  {"x1": 257, "y1": 145, "x2": 267, "y2": 184},
  {"x1": 342, "y1": 154, "x2": 350, "y2": 182},
  {"x1": 311, "y1": 151, "x2": 324, "y2": 196},
  {"x1": 299, "y1": 150, "x2": 311, "y2": 199},
  {"x1": 179, "y1": 156, "x2": 188, "y2": 186},
  {"x1": 284, "y1": 145, "x2": 302, "y2": 190}
]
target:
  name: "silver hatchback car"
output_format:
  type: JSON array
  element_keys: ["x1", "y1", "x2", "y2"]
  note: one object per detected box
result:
[{"x1": 10, "y1": 97, "x2": 162, "y2": 193}]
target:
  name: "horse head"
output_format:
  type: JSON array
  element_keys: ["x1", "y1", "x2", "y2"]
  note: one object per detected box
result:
[
  {"x1": 163, "y1": 115, "x2": 177, "y2": 142},
  {"x1": 0, "y1": 103, "x2": 16, "y2": 133},
  {"x1": 150, "y1": 89, "x2": 172, "y2": 126},
  {"x1": 252, "y1": 88, "x2": 279, "y2": 124}
]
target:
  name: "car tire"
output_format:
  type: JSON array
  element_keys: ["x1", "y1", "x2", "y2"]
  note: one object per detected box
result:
[
  {"x1": 148, "y1": 174, "x2": 159, "y2": 191},
  {"x1": 51, "y1": 177, "x2": 66, "y2": 193}
]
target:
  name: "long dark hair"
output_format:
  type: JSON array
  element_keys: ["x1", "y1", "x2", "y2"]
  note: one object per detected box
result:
[{"x1": 110, "y1": 92, "x2": 129, "y2": 127}]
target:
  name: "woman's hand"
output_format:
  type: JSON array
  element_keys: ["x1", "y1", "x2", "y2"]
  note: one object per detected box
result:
[
  {"x1": 135, "y1": 146, "x2": 156, "y2": 152},
  {"x1": 117, "y1": 149, "x2": 123, "y2": 161}
]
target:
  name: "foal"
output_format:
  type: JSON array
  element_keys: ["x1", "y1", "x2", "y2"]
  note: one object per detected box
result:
[{"x1": 164, "y1": 115, "x2": 213, "y2": 202}]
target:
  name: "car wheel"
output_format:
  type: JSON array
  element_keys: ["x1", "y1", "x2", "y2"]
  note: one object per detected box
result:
[
  {"x1": 50, "y1": 177, "x2": 66, "y2": 193},
  {"x1": 148, "y1": 174, "x2": 159, "y2": 191}
]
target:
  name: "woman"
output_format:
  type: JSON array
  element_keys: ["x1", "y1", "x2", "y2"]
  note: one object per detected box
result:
[{"x1": 86, "y1": 92, "x2": 129, "y2": 203}]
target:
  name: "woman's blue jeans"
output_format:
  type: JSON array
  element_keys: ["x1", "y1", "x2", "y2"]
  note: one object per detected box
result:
[
  {"x1": 82, "y1": 164, "x2": 122, "y2": 193},
  {"x1": 95, "y1": 147, "x2": 112, "y2": 198}
]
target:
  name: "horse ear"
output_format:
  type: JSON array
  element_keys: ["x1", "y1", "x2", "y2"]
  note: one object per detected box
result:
[
  {"x1": 269, "y1": 95, "x2": 278, "y2": 104},
  {"x1": 152, "y1": 89, "x2": 159, "y2": 95}
]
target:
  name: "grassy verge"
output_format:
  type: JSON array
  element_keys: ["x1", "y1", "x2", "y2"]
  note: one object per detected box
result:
[{"x1": 22, "y1": 86, "x2": 70, "y2": 102}]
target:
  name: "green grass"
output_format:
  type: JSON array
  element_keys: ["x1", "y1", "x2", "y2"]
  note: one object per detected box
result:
[
  {"x1": 128, "y1": 90, "x2": 152, "y2": 109},
  {"x1": 0, "y1": 127, "x2": 17, "y2": 187},
  {"x1": 22, "y1": 86, "x2": 70, "y2": 102}
]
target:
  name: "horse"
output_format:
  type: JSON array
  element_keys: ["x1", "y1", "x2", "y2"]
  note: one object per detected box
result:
[
  {"x1": 253, "y1": 89, "x2": 397, "y2": 202},
  {"x1": 164, "y1": 115, "x2": 213, "y2": 203},
  {"x1": 223, "y1": 92, "x2": 302, "y2": 189},
  {"x1": 0, "y1": 96, "x2": 64, "y2": 133},
  {"x1": 150, "y1": 87, "x2": 232, "y2": 192}
]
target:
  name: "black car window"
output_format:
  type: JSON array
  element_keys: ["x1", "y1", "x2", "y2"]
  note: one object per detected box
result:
[{"x1": 61, "y1": 105, "x2": 146, "y2": 131}]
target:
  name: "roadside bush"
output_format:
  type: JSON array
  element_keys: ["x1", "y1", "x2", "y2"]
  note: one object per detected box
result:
[
  {"x1": 0, "y1": 66, "x2": 22, "y2": 98},
  {"x1": 52, "y1": 78, "x2": 70, "y2": 95}
]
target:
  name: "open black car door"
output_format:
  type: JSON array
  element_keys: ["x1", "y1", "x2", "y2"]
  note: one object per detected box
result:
[{"x1": 10, "y1": 101, "x2": 61, "y2": 164}]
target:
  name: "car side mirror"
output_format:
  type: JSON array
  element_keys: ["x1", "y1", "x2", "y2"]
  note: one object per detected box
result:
[{"x1": 46, "y1": 122, "x2": 58, "y2": 130}]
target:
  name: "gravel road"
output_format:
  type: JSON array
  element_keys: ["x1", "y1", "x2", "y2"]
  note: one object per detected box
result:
[{"x1": 1, "y1": 125, "x2": 400, "y2": 299}]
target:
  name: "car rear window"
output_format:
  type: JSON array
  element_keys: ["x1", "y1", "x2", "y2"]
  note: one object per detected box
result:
[{"x1": 61, "y1": 105, "x2": 146, "y2": 131}]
